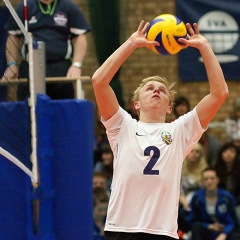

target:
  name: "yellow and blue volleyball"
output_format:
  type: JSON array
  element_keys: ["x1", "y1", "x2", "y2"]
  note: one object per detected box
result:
[{"x1": 146, "y1": 14, "x2": 187, "y2": 55}]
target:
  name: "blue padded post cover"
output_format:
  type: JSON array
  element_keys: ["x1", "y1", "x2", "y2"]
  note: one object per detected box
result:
[
  {"x1": 0, "y1": 101, "x2": 30, "y2": 240},
  {"x1": 51, "y1": 99, "x2": 94, "y2": 240}
]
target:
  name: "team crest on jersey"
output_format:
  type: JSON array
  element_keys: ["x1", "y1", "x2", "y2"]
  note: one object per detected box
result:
[
  {"x1": 161, "y1": 131, "x2": 172, "y2": 145},
  {"x1": 54, "y1": 13, "x2": 68, "y2": 27}
]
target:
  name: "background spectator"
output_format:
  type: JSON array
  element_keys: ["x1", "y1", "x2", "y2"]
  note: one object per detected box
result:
[
  {"x1": 93, "y1": 172, "x2": 110, "y2": 197},
  {"x1": 189, "y1": 167, "x2": 239, "y2": 240},
  {"x1": 225, "y1": 96, "x2": 240, "y2": 148},
  {"x1": 94, "y1": 107, "x2": 109, "y2": 166},
  {"x1": 199, "y1": 130, "x2": 221, "y2": 167},
  {"x1": 178, "y1": 142, "x2": 208, "y2": 235},
  {"x1": 180, "y1": 142, "x2": 208, "y2": 209},
  {"x1": 126, "y1": 94, "x2": 139, "y2": 120},
  {"x1": 3, "y1": 0, "x2": 91, "y2": 100},
  {"x1": 93, "y1": 187, "x2": 109, "y2": 240},
  {"x1": 214, "y1": 142, "x2": 240, "y2": 223},
  {"x1": 0, "y1": 5, "x2": 9, "y2": 101},
  {"x1": 168, "y1": 96, "x2": 190, "y2": 122},
  {"x1": 94, "y1": 148, "x2": 113, "y2": 194}
]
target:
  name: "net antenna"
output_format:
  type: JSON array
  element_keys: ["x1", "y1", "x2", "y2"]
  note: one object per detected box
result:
[{"x1": 2, "y1": 0, "x2": 39, "y2": 188}]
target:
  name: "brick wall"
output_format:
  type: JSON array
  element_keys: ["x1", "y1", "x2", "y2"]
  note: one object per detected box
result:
[
  {"x1": 8, "y1": 0, "x2": 240, "y2": 142},
  {"x1": 79, "y1": 0, "x2": 240, "y2": 143}
]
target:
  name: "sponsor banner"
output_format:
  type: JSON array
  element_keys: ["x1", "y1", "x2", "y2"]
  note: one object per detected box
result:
[{"x1": 176, "y1": 0, "x2": 240, "y2": 81}]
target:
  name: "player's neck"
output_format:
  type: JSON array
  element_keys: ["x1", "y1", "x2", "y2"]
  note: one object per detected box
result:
[{"x1": 139, "y1": 111, "x2": 166, "y2": 123}]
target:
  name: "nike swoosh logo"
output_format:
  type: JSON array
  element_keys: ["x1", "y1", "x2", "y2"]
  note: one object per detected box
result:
[{"x1": 136, "y1": 132, "x2": 147, "y2": 136}]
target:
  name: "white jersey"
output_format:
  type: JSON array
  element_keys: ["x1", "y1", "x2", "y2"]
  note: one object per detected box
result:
[{"x1": 102, "y1": 107, "x2": 205, "y2": 238}]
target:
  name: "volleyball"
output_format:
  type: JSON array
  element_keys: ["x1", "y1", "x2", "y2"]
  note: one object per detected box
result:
[{"x1": 146, "y1": 14, "x2": 187, "y2": 55}]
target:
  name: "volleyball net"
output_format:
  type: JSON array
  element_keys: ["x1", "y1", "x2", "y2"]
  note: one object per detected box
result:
[
  {"x1": 1, "y1": 0, "x2": 39, "y2": 187},
  {"x1": 0, "y1": 0, "x2": 91, "y2": 187}
]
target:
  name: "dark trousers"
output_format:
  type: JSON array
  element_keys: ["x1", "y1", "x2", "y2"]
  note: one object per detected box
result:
[
  {"x1": 178, "y1": 207, "x2": 191, "y2": 233},
  {"x1": 0, "y1": 86, "x2": 8, "y2": 101},
  {"x1": 17, "y1": 59, "x2": 74, "y2": 100},
  {"x1": 191, "y1": 222, "x2": 240, "y2": 240},
  {"x1": 104, "y1": 231, "x2": 175, "y2": 240}
]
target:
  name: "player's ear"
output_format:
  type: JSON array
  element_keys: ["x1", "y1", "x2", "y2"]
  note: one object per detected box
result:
[
  {"x1": 134, "y1": 101, "x2": 140, "y2": 110},
  {"x1": 166, "y1": 106, "x2": 172, "y2": 115}
]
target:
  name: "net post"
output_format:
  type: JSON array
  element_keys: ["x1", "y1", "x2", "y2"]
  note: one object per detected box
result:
[
  {"x1": 28, "y1": 34, "x2": 46, "y2": 188},
  {"x1": 32, "y1": 41, "x2": 46, "y2": 96},
  {"x1": 76, "y1": 78, "x2": 84, "y2": 99},
  {"x1": 3, "y1": 0, "x2": 30, "y2": 43}
]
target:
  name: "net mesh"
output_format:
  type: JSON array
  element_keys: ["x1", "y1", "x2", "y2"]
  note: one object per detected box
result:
[{"x1": 0, "y1": 1, "x2": 38, "y2": 185}]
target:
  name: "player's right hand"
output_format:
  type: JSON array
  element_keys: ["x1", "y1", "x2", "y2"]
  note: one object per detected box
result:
[{"x1": 129, "y1": 20, "x2": 160, "y2": 49}]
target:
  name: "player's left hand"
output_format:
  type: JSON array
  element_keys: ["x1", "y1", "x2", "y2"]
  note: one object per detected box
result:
[
  {"x1": 66, "y1": 65, "x2": 82, "y2": 78},
  {"x1": 178, "y1": 23, "x2": 208, "y2": 50}
]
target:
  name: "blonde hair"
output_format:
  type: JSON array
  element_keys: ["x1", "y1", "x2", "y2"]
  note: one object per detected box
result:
[
  {"x1": 133, "y1": 76, "x2": 176, "y2": 107},
  {"x1": 182, "y1": 142, "x2": 208, "y2": 185}
]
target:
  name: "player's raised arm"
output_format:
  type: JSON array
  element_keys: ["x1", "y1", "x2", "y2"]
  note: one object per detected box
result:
[
  {"x1": 178, "y1": 23, "x2": 229, "y2": 129},
  {"x1": 92, "y1": 20, "x2": 159, "y2": 121}
]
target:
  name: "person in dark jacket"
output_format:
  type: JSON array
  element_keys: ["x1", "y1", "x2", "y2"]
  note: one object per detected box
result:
[{"x1": 188, "y1": 167, "x2": 239, "y2": 240}]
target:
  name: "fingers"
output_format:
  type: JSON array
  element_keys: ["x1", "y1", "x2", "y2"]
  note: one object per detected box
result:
[
  {"x1": 137, "y1": 20, "x2": 145, "y2": 32},
  {"x1": 186, "y1": 22, "x2": 200, "y2": 35},
  {"x1": 186, "y1": 23, "x2": 194, "y2": 35},
  {"x1": 138, "y1": 20, "x2": 150, "y2": 35},
  {"x1": 142, "y1": 22, "x2": 150, "y2": 35},
  {"x1": 178, "y1": 38, "x2": 187, "y2": 49},
  {"x1": 193, "y1": 23, "x2": 200, "y2": 34},
  {"x1": 145, "y1": 41, "x2": 160, "y2": 49}
]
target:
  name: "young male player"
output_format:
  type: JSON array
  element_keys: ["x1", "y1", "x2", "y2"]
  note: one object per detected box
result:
[{"x1": 92, "y1": 20, "x2": 228, "y2": 239}]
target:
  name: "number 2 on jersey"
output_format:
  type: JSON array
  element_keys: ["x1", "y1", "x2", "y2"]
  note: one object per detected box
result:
[{"x1": 143, "y1": 146, "x2": 160, "y2": 175}]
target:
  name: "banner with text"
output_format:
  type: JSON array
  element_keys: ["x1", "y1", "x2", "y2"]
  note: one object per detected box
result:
[{"x1": 176, "y1": 0, "x2": 240, "y2": 81}]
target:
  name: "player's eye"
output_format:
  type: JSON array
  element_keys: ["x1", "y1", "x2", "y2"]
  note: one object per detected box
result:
[{"x1": 160, "y1": 88, "x2": 166, "y2": 93}]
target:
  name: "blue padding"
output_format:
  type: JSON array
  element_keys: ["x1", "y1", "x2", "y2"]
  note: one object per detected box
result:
[
  {"x1": 0, "y1": 98, "x2": 94, "y2": 239},
  {"x1": 0, "y1": 101, "x2": 31, "y2": 165},
  {"x1": 0, "y1": 101, "x2": 30, "y2": 240},
  {"x1": 0, "y1": 156, "x2": 29, "y2": 240},
  {"x1": 30, "y1": 95, "x2": 55, "y2": 239},
  {"x1": 51, "y1": 100, "x2": 94, "y2": 240}
]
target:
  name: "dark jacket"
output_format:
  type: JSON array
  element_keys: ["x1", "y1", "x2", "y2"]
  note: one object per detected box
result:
[{"x1": 188, "y1": 188, "x2": 238, "y2": 237}]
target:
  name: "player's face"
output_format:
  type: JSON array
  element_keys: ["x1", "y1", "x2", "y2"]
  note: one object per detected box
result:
[
  {"x1": 136, "y1": 81, "x2": 171, "y2": 114},
  {"x1": 202, "y1": 170, "x2": 219, "y2": 191}
]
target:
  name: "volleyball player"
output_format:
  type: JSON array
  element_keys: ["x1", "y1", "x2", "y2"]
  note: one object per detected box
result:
[{"x1": 92, "y1": 20, "x2": 228, "y2": 240}]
